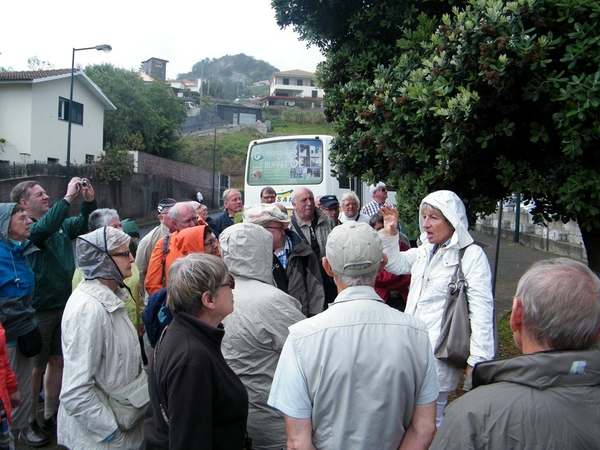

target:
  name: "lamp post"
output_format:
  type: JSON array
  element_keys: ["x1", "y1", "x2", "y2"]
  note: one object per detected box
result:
[{"x1": 66, "y1": 44, "x2": 112, "y2": 187}]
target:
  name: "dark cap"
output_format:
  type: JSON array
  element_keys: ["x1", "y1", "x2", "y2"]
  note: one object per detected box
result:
[
  {"x1": 157, "y1": 198, "x2": 177, "y2": 213},
  {"x1": 320, "y1": 195, "x2": 339, "y2": 208}
]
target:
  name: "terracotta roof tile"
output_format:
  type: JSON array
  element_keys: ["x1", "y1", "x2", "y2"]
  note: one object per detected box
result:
[{"x1": 0, "y1": 69, "x2": 73, "y2": 81}]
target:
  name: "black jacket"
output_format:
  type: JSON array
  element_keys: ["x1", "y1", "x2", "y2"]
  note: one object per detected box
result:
[{"x1": 142, "y1": 313, "x2": 248, "y2": 449}]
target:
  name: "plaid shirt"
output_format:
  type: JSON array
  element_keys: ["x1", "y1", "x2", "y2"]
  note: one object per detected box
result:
[
  {"x1": 275, "y1": 235, "x2": 293, "y2": 269},
  {"x1": 360, "y1": 201, "x2": 391, "y2": 217}
]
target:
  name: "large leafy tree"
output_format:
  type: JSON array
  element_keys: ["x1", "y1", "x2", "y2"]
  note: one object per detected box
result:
[
  {"x1": 86, "y1": 64, "x2": 186, "y2": 159},
  {"x1": 273, "y1": 0, "x2": 600, "y2": 270}
]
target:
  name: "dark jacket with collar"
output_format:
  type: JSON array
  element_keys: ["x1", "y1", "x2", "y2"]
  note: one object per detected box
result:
[
  {"x1": 210, "y1": 209, "x2": 234, "y2": 238},
  {"x1": 272, "y1": 229, "x2": 324, "y2": 317},
  {"x1": 143, "y1": 312, "x2": 248, "y2": 449}
]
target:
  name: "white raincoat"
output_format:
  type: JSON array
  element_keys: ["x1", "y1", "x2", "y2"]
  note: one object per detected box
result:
[
  {"x1": 381, "y1": 190, "x2": 495, "y2": 391},
  {"x1": 58, "y1": 227, "x2": 144, "y2": 449},
  {"x1": 219, "y1": 223, "x2": 305, "y2": 450}
]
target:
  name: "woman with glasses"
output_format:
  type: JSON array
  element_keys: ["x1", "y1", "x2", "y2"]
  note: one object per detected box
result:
[
  {"x1": 142, "y1": 253, "x2": 248, "y2": 449},
  {"x1": 58, "y1": 226, "x2": 145, "y2": 449}
]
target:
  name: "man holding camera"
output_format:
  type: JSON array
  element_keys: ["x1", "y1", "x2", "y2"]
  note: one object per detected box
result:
[{"x1": 10, "y1": 177, "x2": 97, "y2": 446}]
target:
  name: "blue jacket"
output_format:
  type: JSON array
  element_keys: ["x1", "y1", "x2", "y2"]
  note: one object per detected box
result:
[{"x1": 0, "y1": 203, "x2": 38, "y2": 341}]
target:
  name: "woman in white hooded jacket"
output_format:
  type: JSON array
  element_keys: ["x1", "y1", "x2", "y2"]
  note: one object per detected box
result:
[{"x1": 379, "y1": 190, "x2": 494, "y2": 427}]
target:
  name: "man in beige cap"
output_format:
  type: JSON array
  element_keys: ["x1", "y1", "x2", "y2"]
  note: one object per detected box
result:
[
  {"x1": 244, "y1": 203, "x2": 324, "y2": 317},
  {"x1": 268, "y1": 222, "x2": 439, "y2": 450}
]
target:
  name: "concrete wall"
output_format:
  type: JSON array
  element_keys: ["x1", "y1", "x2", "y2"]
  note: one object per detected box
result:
[{"x1": 477, "y1": 211, "x2": 587, "y2": 263}]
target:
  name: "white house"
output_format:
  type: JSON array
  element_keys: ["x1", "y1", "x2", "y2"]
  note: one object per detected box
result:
[
  {"x1": 259, "y1": 69, "x2": 324, "y2": 107},
  {"x1": 0, "y1": 69, "x2": 116, "y2": 166}
]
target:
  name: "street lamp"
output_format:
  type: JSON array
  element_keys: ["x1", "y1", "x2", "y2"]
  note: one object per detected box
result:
[{"x1": 66, "y1": 44, "x2": 112, "y2": 187}]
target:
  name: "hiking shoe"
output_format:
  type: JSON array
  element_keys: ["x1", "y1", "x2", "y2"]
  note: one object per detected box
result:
[
  {"x1": 20, "y1": 420, "x2": 50, "y2": 447},
  {"x1": 39, "y1": 413, "x2": 57, "y2": 432}
]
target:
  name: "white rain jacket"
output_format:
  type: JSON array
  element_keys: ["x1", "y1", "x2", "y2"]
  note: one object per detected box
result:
[
  {"x1": 58, "y1": 279, "x2": 143, "y2": 449},
  {"x1": 381, "y1": 190, "x2": 494, "y2": 391},
  {"x1": 219, "y1": 223, "x2": 305, "y2": 450}
]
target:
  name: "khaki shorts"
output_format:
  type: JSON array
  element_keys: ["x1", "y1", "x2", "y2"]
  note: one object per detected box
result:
[{"x1": 33, "y1": 308, "x2": 64, "y2": 367}]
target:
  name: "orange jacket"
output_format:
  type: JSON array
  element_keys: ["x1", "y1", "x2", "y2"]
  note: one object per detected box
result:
[{"x1": 145, "y1": 225, "x2": 212, "y2": 295}]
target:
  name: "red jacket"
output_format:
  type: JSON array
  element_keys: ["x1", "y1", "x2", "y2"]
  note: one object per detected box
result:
[
  {"x1": 0, "y1": 323, "x2": 18, "y2": 424},
  {"x1": 375, "y1": 241, "x2": 411, "y2": 303}
]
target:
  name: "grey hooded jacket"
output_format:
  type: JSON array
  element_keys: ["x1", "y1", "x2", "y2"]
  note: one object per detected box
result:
[{"x1": 219, "y1": 223, "x2": 305, "y2": 450}]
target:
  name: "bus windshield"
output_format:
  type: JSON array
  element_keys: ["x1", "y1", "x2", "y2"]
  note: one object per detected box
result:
[{"x1": 247, "y1": 138, "x2": 323, "y2": 186}]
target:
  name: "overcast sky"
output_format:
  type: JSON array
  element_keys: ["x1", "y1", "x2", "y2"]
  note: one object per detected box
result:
[{"x1": 1, "y1": 0, "x2": 324, "y2": 79}]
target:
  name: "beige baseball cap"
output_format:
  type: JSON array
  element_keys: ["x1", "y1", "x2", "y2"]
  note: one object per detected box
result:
[{"x1": 326, "y1": 222, "x2": 383, "y2": 276}]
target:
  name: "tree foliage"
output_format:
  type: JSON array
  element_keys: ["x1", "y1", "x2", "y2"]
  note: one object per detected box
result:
[
  {"x1": 93, "y1": 148, "x2": 134, "y2": 184},
  {"x1": 86, "y1": 64, "x2": 187, "y2": 159},
  {"x1": 273, "y1": 0, "x2": 600, "y2": 270}
]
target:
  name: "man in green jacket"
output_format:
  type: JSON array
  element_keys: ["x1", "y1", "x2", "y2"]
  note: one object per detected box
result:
[{"x1": 11, "y1": 177, "x2": 97, "y2": 446}]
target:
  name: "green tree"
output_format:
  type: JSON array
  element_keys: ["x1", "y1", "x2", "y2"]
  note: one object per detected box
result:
[
  {"x1": 86, "y1": 64, "x2": 186, "y2": 159},
  {"x1": 273, "y1": 0, "x2": 600, "y2": 271}
]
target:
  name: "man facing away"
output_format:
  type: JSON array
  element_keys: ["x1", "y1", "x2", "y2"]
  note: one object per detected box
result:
[
  {"x1": 431, "y1": 257, "x2": 600, "y2": 449},
  {"x1": 10, "y1": 178, "x2": 97, "y2": 446},
  {"x1": 211, "y1": 189, "x2": 243, "y2": 237},
  {"x1": 219, "y1": 223, "x2": 306, "y2": 450},
  {"x1": 268, "y1": 222, "x2": 439, "y2": 450},
  {"x1": 361, "y1": 182, "x2": 391, "y2": 217},
  {"x1": 243, "y1": 203, "x2": 324, "y2": 317}
]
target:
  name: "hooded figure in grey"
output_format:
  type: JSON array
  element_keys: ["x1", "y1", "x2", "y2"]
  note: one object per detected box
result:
[
  {"x1": 76, "y1": 226, "x2": 130, "y2": 285},
  {"x1": 219, "y1": 223, "x2": 305, "y2": 450}
]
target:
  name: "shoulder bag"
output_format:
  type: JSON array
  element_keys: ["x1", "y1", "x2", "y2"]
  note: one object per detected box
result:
[{"x1": 434, "y1": 245, "x2": 471, "y2": 368}]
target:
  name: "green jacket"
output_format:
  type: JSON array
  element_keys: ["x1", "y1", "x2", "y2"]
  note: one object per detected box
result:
[{"x1": 28, "y1": 198, "x2": 97, "y2": 310}]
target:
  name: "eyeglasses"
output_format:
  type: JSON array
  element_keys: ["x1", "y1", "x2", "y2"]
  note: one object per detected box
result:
[
  {"x1": 261, "y1": 195, "x2": 276, "y2": 200},
  {"x1": 111, "y1": 250, "x2": 131, "y2": 258},
  {"x1": 220, "y1": 277, "x2": 235, "y2": 290}
]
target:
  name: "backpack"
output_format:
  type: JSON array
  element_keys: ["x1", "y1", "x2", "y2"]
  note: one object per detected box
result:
[{"x1": 142, "y1": 287, "x2": 173, "y2": 348}]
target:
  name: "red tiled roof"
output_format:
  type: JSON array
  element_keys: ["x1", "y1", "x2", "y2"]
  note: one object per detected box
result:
[{"x1": 0, "y1": 69, "x2": 73, "y2": 81}]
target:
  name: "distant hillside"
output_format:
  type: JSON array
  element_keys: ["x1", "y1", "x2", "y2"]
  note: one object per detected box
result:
[{"x1": 178, "y1": 54, "x2": 278, "y2": 100}]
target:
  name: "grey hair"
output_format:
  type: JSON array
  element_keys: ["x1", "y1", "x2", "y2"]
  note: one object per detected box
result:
[
  {"x1": 169, "y1": 202, "x2": 195, "y2": 221},
  {"x1": 222, "y1": 189, "x2": 240, "y2": 203},
  {"x1": 291, "y1": 187, "x2": 313, "y2": 204},
  {"x1": 341, "y1": 191, "x2": 360, "y2": 206},
  {"x1": 330, "y1": 263, "x2": 378, "y2": 287},
  {"x1": 88, "y1": 208, "x2": 120, "y2": 231},
  {"x1": 166, "y1": 253, "x2": 229, "y2": 316},
  {"x1": 515, "y1": 258, "x2": 600, "y2": 350}
]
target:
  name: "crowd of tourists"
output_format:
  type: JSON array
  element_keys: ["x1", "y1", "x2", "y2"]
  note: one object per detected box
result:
[{"x1": 0, "y1": 178, "x2": 598, "y2": 449}]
